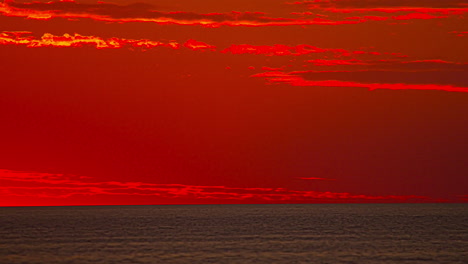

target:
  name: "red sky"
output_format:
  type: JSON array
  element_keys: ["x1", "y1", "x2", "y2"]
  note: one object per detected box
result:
[{"x1": 1, "y1": 0, "x2": 467, "y2": 206}]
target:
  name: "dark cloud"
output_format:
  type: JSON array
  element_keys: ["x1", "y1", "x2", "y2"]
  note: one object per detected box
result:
[
  {"x1": 8, "y1": 1, "x2": 158, "y2": 18},
  {"x1": 298, "y1": 0, "x2": 468, "y2": 9},
  {"x1": 295, "y1": 60, "x2": 468, "y2": 87},
  {"x1": 3, "y1": 1, "x2": 291, "y2": 24},
  {"x1": 309, "y1": 59, "x2": 468, "y2": 70},
  {"x1": 252, "y1": 58, "x2": 468, "y2": 92},
  {"x1": 296, "y1": 70, "x2": 468, "y2": 87}
]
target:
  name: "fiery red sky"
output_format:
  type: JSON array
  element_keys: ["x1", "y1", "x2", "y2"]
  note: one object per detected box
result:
[{"x1": 1, "y1": 0, "x2": 467, "y2": 206}]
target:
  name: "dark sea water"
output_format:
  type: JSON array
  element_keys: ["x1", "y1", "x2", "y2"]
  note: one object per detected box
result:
[{"x1": 0, "y1": 204, "x2": 467, "y2": 264}]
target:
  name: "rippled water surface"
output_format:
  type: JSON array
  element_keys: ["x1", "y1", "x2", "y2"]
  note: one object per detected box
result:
[{"x1": 0, "y1": 204, "x2": 467, "y2": 263}]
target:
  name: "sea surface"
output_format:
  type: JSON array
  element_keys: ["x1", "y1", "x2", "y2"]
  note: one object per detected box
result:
[{"x1": 0, "y1": 204, "x2": 467, "y2": 264}]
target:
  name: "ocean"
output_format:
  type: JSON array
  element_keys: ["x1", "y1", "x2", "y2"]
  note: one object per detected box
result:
[{"x1": 0, "y1": 204, "x2": 466, "y2": 263}]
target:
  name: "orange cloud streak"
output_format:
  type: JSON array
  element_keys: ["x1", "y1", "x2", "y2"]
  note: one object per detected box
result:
[
  {"x1": 0, "y1": 31, "x2": 408, "y2": 62},
  {"x1": 450, "y1": 31, "x2": 468, "y2": 37},
  {"x1": 0, "y1": 0, "x2": 372, "y2": 27},
  {"x1": 291, "y1": 0, "x2": 468, "y2": 14},
  {"x1": 0, "y1": 31, "x2": 183, "y2": 50},
  {"x1": 220, "y1": 44, "x2": 387, "y2": 57},
  {"x1": 252, "y1": 71, "x2": 468, "y2": 93},
  {"x1": 2, "y1": 0, "x2": 455, "y2": 29},
  {"x1": 307, "y1": 59, "x2": 370, "y2": 66},
  {"x1": 0, "y1": 169, "x2": 438, "y2": 205}
]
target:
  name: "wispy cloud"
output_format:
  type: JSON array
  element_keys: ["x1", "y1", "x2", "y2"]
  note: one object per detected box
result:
[
  {"x1": 291, "y1": 0, "x2": 468, "y2": 13},
  {"x1": 459, "y1": 195, "x2": 468, "y2": 201},
  {"x1": 252, "y1": 58, "x2": 468, "y2": 93},
  {"x1": 0, "y1": 0, "x2": 377, "y2": 27},
  {"x1": 3, "y1": 30, "x2": 465, "y2": 94},
  {"x1": 0, "y1": 169, "x2": 437, "y2": 204},
  {"x1": 253, "y1": 72, "x2": 468, "y2": 93},
  {"x1": 0, "y1": 31, "x2": 182, "y2": 49},
  {"x1": 450, "y1": 31, "x2": 468, "y2": 37},
  {"x1": 220, "y1": 44, "x2": 388, "y2": 57},
  {"x1": 289, "y1": 0, "x2": 468, "y2": 25},
  {"x1": 2, "y1": 0, "x2": 459, "y2": 27}
]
